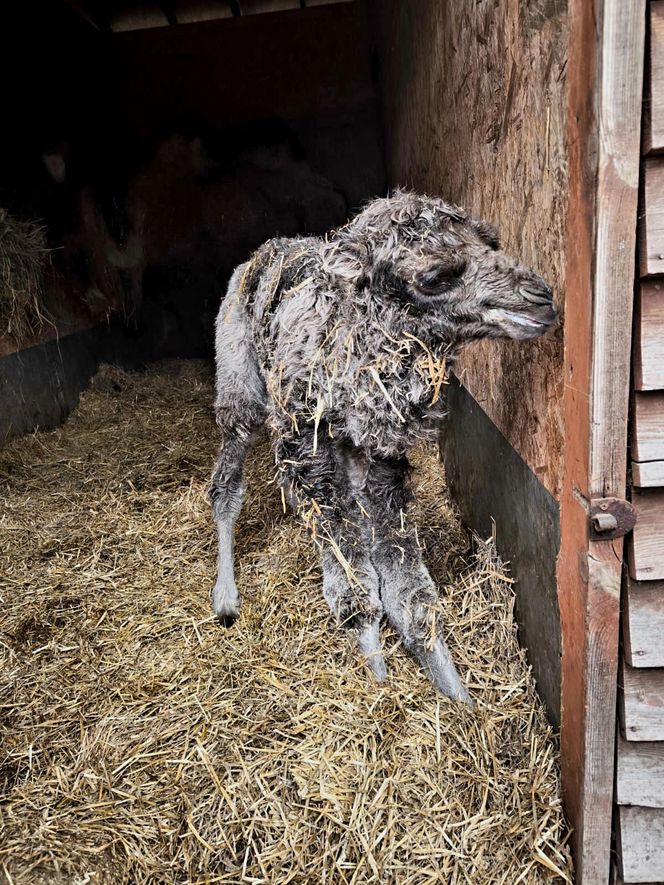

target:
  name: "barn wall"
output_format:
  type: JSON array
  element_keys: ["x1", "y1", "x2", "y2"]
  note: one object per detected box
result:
[
  {"x1": 110, "y1": 4, "x2": 385, "y2": 208},
  {"x1": 371, "y1": 0, "x2": 568, "y2": 498},
  {"x1": 371, "y1": 0, "x2": 570, "y2": 722}
]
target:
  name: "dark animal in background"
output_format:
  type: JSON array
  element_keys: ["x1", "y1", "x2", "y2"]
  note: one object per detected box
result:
[
  {"x1": 36, "y1": 127, "x2": 347, "y2": 342},
  {"x1": 210, "y1": 191, "x2": 557, "y2": 702}
]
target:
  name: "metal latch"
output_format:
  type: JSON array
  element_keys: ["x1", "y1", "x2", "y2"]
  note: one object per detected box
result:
[{"x1": 589, "y1": 497, "x2": 637, "y2": 541}]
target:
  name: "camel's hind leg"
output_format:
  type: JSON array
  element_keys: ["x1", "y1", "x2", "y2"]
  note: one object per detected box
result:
[{"x1": 210, "y1": 263, "x2": 266, "y2": 624}]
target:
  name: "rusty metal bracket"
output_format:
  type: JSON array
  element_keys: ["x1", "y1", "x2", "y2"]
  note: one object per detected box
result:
[{"x1": 589, "y1": 497, "x2": 637, "y2": 541}]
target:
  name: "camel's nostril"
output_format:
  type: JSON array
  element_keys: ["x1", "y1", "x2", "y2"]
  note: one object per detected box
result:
[{"x1": 522, "y1": 279, "x2": 554, "y2": 305}]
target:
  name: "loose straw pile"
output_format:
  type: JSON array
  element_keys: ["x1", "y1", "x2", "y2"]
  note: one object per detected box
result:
[{"x1": 0, "y1": 360, "x2": 572, "y2": 883}]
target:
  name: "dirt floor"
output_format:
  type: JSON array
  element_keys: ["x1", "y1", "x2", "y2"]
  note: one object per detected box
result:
[{"x1": 0, "y1": 360, "x2": 572, "y2": 884}]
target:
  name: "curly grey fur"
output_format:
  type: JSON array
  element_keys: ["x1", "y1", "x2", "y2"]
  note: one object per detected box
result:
[{"x1": 210, "y1": 190, "x2": 557, "y2": 701}]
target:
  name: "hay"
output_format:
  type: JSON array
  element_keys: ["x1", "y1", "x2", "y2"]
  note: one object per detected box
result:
[
  {"x1": 0, "y1": 210, "x2": 50, "y2": 344},
  {"x1": 0, "y1": 360, "x2": 572, "y2": 884}
]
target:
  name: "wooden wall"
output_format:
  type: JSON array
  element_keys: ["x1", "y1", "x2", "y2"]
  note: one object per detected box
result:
[
  {"x1": 618, "y1": 4, "x2": 664, "y2": 880},
  {"x1": 372, "y1": 0, "x2": 568, "y2": 498}
]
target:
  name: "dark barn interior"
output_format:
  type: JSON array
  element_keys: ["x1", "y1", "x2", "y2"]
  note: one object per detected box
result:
[{"x1": 1, "y1": 0, "x2": 385, "y2": 435}]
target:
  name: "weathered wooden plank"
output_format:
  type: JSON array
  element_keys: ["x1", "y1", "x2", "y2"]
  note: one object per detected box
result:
[
  {"x1": 632, "y1": 460, "x2": 664, "y2": 487},
  {"x1": 628, "y1": 490, "x2": 664, "y2": 581},
  {"x1": 111, "y1": 4, "x2": 170, "y2": 31},
  {"x1": 617, "y1": 733, "x2": 664, "y2": 807},
  {"x1": 640, "y1": 159, "x2": 664, "y2": 276},
  {"x1": 624, "y1": 579, "x2": 664, "y2": 668},
  {"x1": 239, "y1": 0, "x2": 299, "y2": 13},
  {"x1": 621, "y1": 661, "x2": 664, "y2": 741},
  {"x1": 634, "y1": 281, "x2": 664, "y2": 390},
  {"x1": 632, "y1": 393, "x2": 664, "y2": 462},
  {"x1": 616, "y1": 806, "x2": 664, "y2": 882},
  {"x1": 581, "y1": 0, "x2": 645, "y2": 880},
  {"x1": 172, "y1": 1, "x2": 233, "y2": 24},
  {"x1": 587, "y1": 0, "x2": 645, "y2": 497},
  {"x1": 645, "y1": 1, "x2": 664, "y2": 154}
]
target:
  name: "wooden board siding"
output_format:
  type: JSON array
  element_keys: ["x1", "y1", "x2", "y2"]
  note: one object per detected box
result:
[
  {"x1": 621, "y1": 662, "x2": 664, "y2": 742},
  {"x1": 618, "y1": 7, "x2": 664, "y2": 881},
  {"x1": 640, "y1": 159, "x2": 664, "y2": 277},
  {"x1": 617, "y1": 734, "x2": 664, "y2": 807},
  {"x1": 644, "y1": 1, "x2": 664, "y2": 154},
  {"x1": 632, "y1": 393, "x2": 664, "y2": 461},
  {"x1": 616, "y1": 806, "x2": 664, "y2": 882},
  {"x1": 634, "y1": 281, "x2": 664, "y2": 390},
  {"x1": 632, "y1": 459, "x2": 664, "y2": 487},
  {"x1": 571, "y1": 2, "x2": 645, "y2": 882},
  {"x1": 629, "y1": 490, "x2": 664, "y2": 581},
  {"x1": 624, "y1": 580, "x2": 664, "y2": 668}
]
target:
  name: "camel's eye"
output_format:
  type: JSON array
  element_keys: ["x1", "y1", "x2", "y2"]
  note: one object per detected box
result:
[{"x1": 415, "y1": 255, "x2": 467, "y2": 294}]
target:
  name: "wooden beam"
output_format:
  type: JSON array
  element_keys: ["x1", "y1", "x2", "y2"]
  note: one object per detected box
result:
[
  {"x1": 616, "y1": 733, "x2": 664, "y2": 807},
  {"x1": 628, "y1": 489, "x2": 664, "y2": 581},
  {"x1": 621, "y1": 661, "x2": 664, "y2": 741},
  {"x1": 557, "y1": 0, "x2": 645, "y2": 881},
  {"x1": 616, "y1": 806, "x2": 664, "y2": 882},
  {"x1": 632, "y1": 459, "x2": 664, "y2": 486},
  {"x1": 172, "y1": 1, "x2": 233, "y2": 23},
  {"x1": 239, "y1": 0, "x2": 300, "y2": 11},
  {"x1": 644, "y1": 1, "x2": 664, "y2": 154},
  {"x1": 634, "y1": 281, "x2": 664, "y2": 390},
  {"x1": 639, "y1": 158, "x2": 664, "y2": 276},
  {"x1": 563, "y1": 0, "x2": 645, "y2": 881},
  {"x1": 624, "y1": 579, "x2": 664, "y2": 667},
  {"x1": 632, "y1": 393, "x2": 664, "y2": 462},
  {"x1": 159, "y1": 1, "x2": 179, "y2": 25},
  {"x1": 63, "y1": 0, "x2": 113, "y2": 32}
]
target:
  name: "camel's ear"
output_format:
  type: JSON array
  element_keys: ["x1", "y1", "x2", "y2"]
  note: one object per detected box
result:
[
  {"x1": 472, "y1": 220, "x2": 500, "y2": 250},
  {"x1": 320, "y1": 233, "x2": 370, "y2": 286}
]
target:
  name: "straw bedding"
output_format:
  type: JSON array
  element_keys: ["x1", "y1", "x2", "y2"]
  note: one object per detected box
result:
[
  {"x1": 0, "y1": 211, "x2": 49, "y2": 344},
  {"x1": 0, "y1": 360, "x2": 572, "y2": 884}
]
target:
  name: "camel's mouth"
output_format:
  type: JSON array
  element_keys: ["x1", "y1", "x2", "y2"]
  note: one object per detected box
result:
[{"x1": 499, "y1": 310, "x2": 551, "y2": 329}]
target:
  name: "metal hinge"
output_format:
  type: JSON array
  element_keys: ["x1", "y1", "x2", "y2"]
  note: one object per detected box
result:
[{"x1": 589, "y1": 497, "x2": 637, "y2": 541}]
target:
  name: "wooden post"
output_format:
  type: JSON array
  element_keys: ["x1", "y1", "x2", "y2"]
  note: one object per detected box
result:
[{"x1": 559, "y1": 0, "x2": 645, "y2": 881}]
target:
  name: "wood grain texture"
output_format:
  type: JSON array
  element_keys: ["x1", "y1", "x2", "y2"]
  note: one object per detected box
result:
[
  {"x1": 629, "y1": 490, "x2": 664, "y2": 581},
  {"x1": 373, "y1": 0, "x2": 567, "y2": 497},
  {"x1": 579, "y1": 2, "x2": 645, "y2": 882},
  {"x1": 621, "y1": 661, "x2": 664, "y2": 741},
  {"x1": 632, "y1": 459, "x2": 664, "y2": 487},
  {"x1": 632, "y1": 393, "x2": 664, "y2": 462},
  {"x1": 640, "y1": 159, "x2": 664, "y2": 277},
  {"x1": 644, "y1": 1, "x2": 664, "y2": 154},
  {"x1": 616, "y1": 733, "x2": 664, "y2": 807},
  {"x1": 624, "y1": 579, "x2": 664, "y2": 668},
  {"x1": 634, "y1": 281, "x2": 664, "y2": 390},
  {"x1": 555, "y1": 0, "x2": 597, "y2": 878},
  {"x1": 616, "y1": 806, "x2": 664, "y2": 882},
  {"x1": 591, "y1": 0, "x2": 645, "y2": 497}
]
